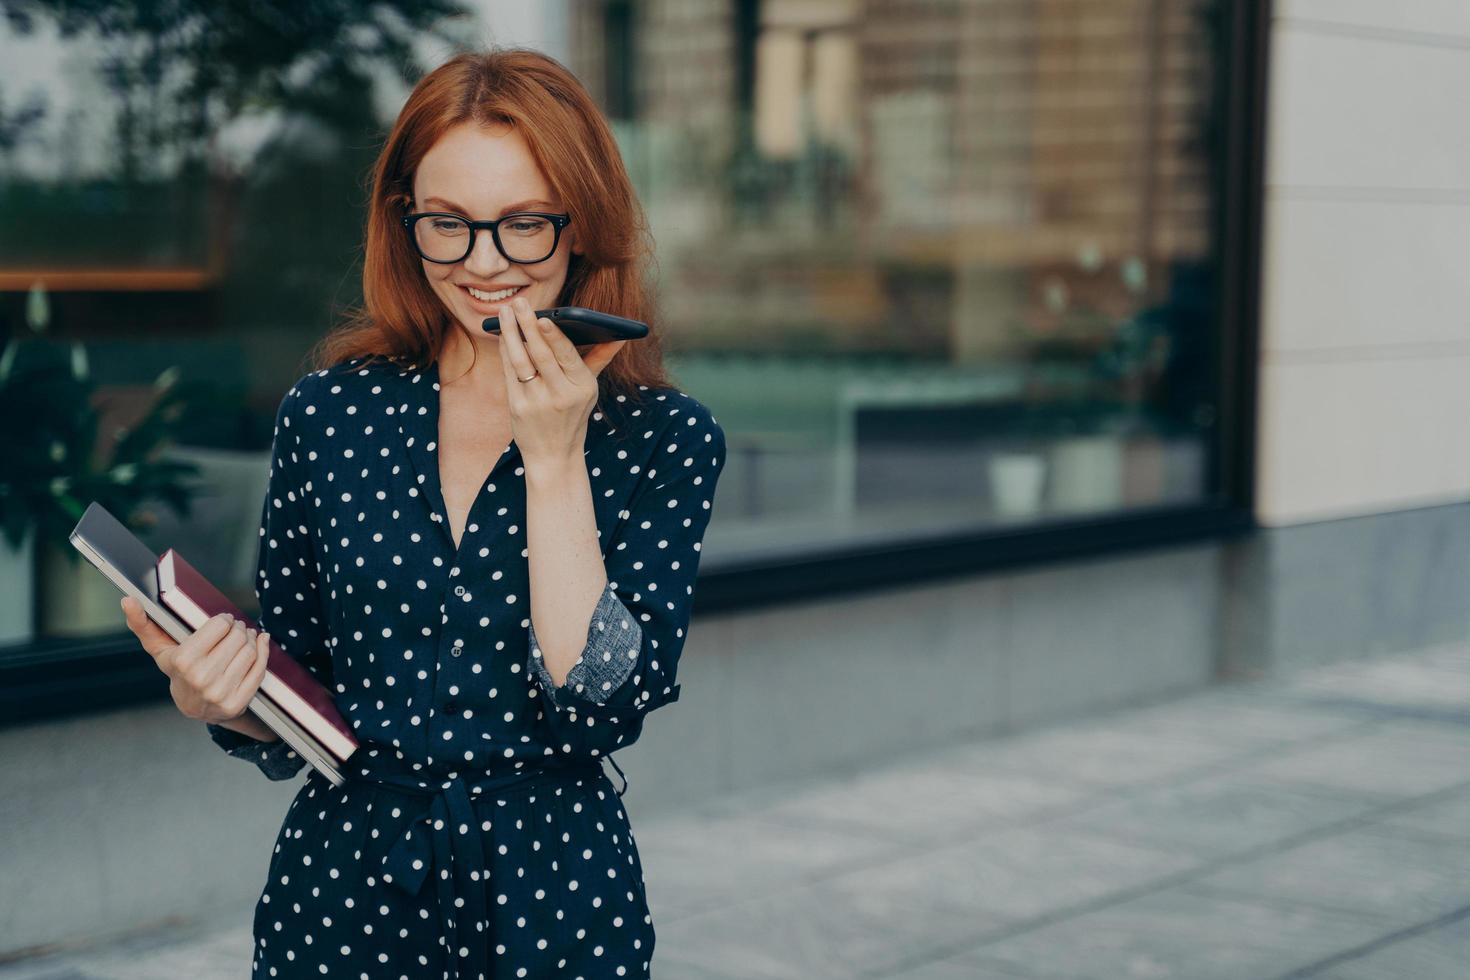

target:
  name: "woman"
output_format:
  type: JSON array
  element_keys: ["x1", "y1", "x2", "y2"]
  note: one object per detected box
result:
[{"x1": 121, "y1": 47, "x2": 727, "y2": 980}]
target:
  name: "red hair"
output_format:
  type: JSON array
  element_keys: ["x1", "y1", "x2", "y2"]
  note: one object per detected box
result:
[{"x1": 309, "y1": 48, "x2": 675, "y2": 406}]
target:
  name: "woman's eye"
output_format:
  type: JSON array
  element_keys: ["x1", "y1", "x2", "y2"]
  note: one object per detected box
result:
[
  {"x1": 506, "y1": 219, "x2": 547, "y2": 234},
  {"x1": 431, "y1": 219, "x2": 467, "y2": 234}
]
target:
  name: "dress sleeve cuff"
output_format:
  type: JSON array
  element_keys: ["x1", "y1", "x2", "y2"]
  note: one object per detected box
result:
[
  {"x1": 207, "y1": 721, "x2": 306, "y2": 781},
  {"x1": 529, "y1": 584, "x2": 643, "y2": 707}
]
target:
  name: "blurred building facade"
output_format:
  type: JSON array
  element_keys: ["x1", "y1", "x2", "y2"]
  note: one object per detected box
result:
[{"x1": 2, "y1": 0, "x2": 1467, "y2": 959}]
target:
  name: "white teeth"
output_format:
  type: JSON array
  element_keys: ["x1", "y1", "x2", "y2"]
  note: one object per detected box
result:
[{"x1": 466, "y1": 285, "x2": 522, "y2": 302}]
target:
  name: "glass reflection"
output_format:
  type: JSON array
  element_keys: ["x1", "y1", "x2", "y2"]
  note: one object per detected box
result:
[{"x1": 0, "y1": 0, "x2": 1230, "y2": 644}]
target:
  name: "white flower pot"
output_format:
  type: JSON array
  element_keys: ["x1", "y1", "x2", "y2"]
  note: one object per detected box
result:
[
  {"x1": 40, "y1": 539, "x2": 126, "y2": 638},
  {"x1": 988, "y1": 452, "x2": 1047, "y2": 518},
  {"x1": 1048, "y1": 434, "x2": 1125, "y2": 514},
  {"x1": 0, "y1": 526, "x2": 36, "y2": 647}
]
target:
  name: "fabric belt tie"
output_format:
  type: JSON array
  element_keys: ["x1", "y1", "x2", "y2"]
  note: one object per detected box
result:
[{"x1": 347, "y1": 755, "x2": 625, "y2": 980}]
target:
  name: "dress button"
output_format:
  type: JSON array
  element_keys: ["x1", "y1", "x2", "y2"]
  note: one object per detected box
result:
[
  {"x1": 451, "y1": 646, "x2": 463, "y2": 657},
  {"x1": 454, "y1": 585, "x2": 466, "y2": 596}
]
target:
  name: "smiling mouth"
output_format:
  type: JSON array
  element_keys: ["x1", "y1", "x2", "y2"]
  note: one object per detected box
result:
[{"x1": 462, "y1": 284, "x2": 526, "y2": 303}]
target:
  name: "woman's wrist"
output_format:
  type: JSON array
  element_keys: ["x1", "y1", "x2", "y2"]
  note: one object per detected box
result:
[
  {"x1": 522, "y1": 446, "x2": 586, "y2": 489},
  {"x1": 214, "y1": 712, "x2": 281, "y2": 743}
]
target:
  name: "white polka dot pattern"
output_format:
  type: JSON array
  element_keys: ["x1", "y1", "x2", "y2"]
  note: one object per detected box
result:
[
  {"x1": 201, "y1": 354, "x2": 727, "y2": 979},
  {"x1": 209, "y1": 383, "x2": 335, "y2": 780},
  {"x1": 528, "y1": 582, "x2": 641, "y2": 707}
]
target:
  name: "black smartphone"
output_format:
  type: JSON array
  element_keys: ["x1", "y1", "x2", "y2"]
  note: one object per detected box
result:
[{"x1": 482, "y1": 306, "x2": 649, "y2": 345}]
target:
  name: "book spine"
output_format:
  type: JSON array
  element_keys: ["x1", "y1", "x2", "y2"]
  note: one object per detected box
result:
[
  {"x1": 249, "y1": 693, "x2": 344, "y2": 787},
  {"x1": 257, "y1": 670, "x2": 356, "y2": 763}
]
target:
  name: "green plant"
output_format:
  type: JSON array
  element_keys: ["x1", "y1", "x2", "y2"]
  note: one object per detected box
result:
[{"x1": 0, "y1": 284, "x2": 204, "y2": 558}]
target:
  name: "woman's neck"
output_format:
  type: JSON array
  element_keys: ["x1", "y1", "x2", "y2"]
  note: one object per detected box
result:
[{"x1": 438, "y1": 327, "x2": 510, "y2": 404}]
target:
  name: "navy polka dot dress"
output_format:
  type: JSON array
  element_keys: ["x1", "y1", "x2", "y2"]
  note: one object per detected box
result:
[{"x1": 205, "y1": 353, "x2": 727, "y2": 979}]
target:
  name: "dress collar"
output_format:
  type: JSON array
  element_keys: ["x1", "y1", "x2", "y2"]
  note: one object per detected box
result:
[{"x1": 392, "y1": 357, "x2": 619, "y2": 552}]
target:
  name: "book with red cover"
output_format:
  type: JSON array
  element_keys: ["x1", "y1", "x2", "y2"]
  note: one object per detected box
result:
[{"x1": 157, "y1": 548, "x2": 358, "y2": 764}]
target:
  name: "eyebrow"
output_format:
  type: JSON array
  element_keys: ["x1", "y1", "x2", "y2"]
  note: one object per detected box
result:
[{"x1": 422, "y1": 196, "x2": 557, "y2": 217}]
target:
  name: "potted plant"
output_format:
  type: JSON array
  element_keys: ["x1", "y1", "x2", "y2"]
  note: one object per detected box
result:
[
  {"x1": 0, "y1": 284, "x2": 204, "y2": 641},
  {"x1": 985, "y1": 394, "x2": 1053, "y2": 522},
  {"x1": 1012, "y1": 262, "x2": 1170, "y2": 517}
]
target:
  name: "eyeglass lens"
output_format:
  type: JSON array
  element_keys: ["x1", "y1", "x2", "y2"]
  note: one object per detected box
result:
[{"x1": 414, "y1": 215, "x2": 557, "y2": 263}]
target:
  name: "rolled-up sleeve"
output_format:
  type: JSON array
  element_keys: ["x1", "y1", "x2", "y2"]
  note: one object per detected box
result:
[
  {"x1": 529, "y1": 398, "x2": 727, "y2": 757},
  {"x1": 206, "y1": 381, "x2": 335, "y2": 782},
  {"x1": 528, "y1": 582, "x2": 643, "y2": 705}
]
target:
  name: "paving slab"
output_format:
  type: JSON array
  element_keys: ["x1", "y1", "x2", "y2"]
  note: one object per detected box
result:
[
  {"x1": 636, "y1": 808, "x2": 912, "y2": 923},
  {"x1": 693, "y1": 761, "x2": 1096, "y2": 846},
  {"x1": 1304, "y1": 908, "x2": 1470, "y2": 979},
  {"x1": 941, "y1": 721, "x2": 1269, "y2": 791},
  {"x1": 946, "y1": 885, "x2": 1391, "y2": 980},
  {"x1": 1068, "y1": 687, "x2": 1378, "y2": 750},
  {"x1": 1365, "y1": 783, "x2": 1470, "y2": 843},
  {"x1": 1035, "y1": 769, "x2": 1390, "y2": 860},
  {"x1": 1230, "y1": 720, "x2": 1470, "y2": 798},
  {"x1": 1186, "y1": 823, "x2": 1470, "y2": 930},
  {"x1": 877, "y1": 959, "x2": 1041, "y2": 980},
  {"x1": 653, "y1": 865, "x2": 1006, "y2": 980}
]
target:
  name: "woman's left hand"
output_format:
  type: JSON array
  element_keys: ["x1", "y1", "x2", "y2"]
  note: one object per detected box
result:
[{"x1": 497, "y1": 293, "x2": 628, "y2": 467}]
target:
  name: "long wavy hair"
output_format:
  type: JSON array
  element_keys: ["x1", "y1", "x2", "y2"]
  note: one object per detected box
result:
[{"x1": 308, "y1": 48, "x2": 675, "y2": 409}]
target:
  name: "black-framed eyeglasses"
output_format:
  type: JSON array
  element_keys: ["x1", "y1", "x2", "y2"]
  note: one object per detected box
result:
[{"x1": 401, "y1": 210, "x2": 572, "y2": 265}]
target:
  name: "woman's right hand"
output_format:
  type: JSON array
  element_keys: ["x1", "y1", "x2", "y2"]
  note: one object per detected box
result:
[{"x1": 121, "y1": 595, "x2": 273, "y2": 725}]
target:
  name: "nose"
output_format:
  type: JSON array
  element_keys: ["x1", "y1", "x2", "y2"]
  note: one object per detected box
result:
[{"x1": 462, "y1": 227, "x2": 511, "y2": 278}]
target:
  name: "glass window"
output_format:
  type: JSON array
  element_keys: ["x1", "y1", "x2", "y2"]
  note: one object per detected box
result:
[
  {"x1": 0, "y1": 3, "x2": 482, "y2": 649},
  {"x1": 578, "y1": 0, "x2": 1231, "y2": 562},
  {"x1": 0, "y1": 0, "x2": 1243, "y2": 659}
]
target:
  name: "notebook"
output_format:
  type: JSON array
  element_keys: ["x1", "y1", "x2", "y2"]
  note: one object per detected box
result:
[
  {"x1": 158, "y1": 548, "x2": 357, "y2": 763},
  {"x1": 67, "y1": 501, "x2": 351, "y2": 786}
]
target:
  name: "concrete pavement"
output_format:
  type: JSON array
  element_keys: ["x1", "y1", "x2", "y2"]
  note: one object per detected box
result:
[{"x1": 4, "y1": 640, "x2": 1470, "y2": 979}]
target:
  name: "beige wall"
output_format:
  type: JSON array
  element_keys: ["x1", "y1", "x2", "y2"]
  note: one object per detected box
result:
[{"x1": 1256, "y1": 1, "x2": 1470, "y2": 525}]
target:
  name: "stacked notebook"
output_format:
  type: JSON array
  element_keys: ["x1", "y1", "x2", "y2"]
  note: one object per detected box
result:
[{"x1": 69, "y1": 501, "x2": 357, "y2": 785}]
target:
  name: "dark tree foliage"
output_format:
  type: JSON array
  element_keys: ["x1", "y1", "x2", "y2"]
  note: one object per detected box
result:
[
  {"x1": 1, "y1": 0, "x2": 477, "y2": 346},
  {"x1": 3, "y1": 0, "x2": 470, "y2": 171}
]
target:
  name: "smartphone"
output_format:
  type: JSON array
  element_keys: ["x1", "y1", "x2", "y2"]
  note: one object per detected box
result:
[{"x1": 482, "y1": 306, "x2": 649, "y2": 345}]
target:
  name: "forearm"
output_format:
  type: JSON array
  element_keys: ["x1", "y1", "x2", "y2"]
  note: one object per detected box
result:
[
  {"x1": 524, "y1": 445, "x2": 609, "y2": 689},
  {"x1": 215, "y1": 712, "x2": 281, "y2": 743}
]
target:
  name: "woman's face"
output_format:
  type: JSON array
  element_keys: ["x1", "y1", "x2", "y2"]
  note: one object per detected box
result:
[{"x1": 411, "y1": 120, "x2": 579, "y2": 340}]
